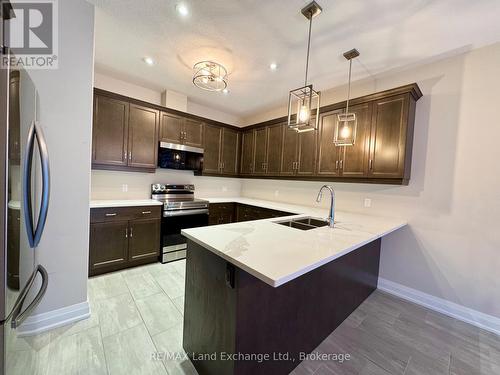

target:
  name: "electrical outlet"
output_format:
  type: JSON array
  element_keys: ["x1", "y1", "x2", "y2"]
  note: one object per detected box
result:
[
  {"x1": 222, "y1": 186, "x2": 228, "y2": 192},
  {"x1": 364, "y1": 198, "x2": 372, "y2": 208},
  {"x1": 274, "y1": 190, "x2": 279, "y2": 197},
  {"x1": 122, "y1": 184, "x2": 128, "y2": 192}
]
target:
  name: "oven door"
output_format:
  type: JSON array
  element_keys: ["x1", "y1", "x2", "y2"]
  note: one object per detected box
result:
[{"x1": 161, "y1": 209, "x2": 209, "y2": 263}]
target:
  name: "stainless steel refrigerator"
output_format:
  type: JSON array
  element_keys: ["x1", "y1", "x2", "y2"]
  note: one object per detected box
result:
[{"x1": 1, "y1": 10, "x2": 50, "y2": 375}]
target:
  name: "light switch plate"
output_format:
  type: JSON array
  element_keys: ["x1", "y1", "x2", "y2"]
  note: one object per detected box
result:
[
  {"x1": 364, "y1": 198, "x2": 372, "y2": 208},
  {"x1": 122, "y1": 184, "x2": 128, "y2": 192}
]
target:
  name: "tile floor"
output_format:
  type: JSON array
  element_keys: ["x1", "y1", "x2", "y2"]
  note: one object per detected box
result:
[{"x1": 6, "y1": 260, "x2": 500, "y2": 375}]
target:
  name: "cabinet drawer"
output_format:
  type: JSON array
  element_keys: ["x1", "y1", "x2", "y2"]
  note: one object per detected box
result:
[{"x1": 91, "y1": 205, "x2": 161, "y2": 223}]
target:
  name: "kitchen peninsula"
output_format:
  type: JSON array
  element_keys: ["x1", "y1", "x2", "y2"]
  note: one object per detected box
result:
[{"x1": 181, "y1": 198, "x2": 406, "y2": 375}]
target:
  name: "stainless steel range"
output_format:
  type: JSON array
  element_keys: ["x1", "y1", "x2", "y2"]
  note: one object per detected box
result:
[{"x1": 152, "y1": 184, "x2": 209, "y2": 263}]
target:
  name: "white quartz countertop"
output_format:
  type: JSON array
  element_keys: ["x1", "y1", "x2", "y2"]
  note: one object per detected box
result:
[
  {"x1": 183, "y1": 197, "x2": 406, "y2": 288},
  {"x1": 90, "y1": 199, "x2": 163, "y2": 208}
]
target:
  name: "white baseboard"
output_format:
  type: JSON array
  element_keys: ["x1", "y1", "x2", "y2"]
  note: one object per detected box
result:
[
  {"x1": 17, "y1": 300, "x2": 90, "y2": 337},
  {"x1": 378, "y1": 278, "x2": 500, "y2": 336}
]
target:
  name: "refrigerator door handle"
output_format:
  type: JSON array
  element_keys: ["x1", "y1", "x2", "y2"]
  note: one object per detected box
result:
[
  {"x1": 22, "y1": 121, "x2": 50, "y2": 248},
  {"x1": 32, "y1": 121, "x2": 50, "y2": 247},
  {"x1": 23, "y1": 121, "x2": 36, "y2": 247},
  {"x1": 11, "y1": 265, "x2": 49, "y2": 329},
  {"x1": 0, "y1": 264, "x2": 40, "y2": 326}
]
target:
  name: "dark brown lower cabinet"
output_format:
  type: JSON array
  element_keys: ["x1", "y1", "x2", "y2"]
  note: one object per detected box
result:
[
  {"x1": 209, "y1": 203, "x2": 292, "y2": 225},
  {"x1": 89, "y1": 206, "x2": 161, "y2": 276}
]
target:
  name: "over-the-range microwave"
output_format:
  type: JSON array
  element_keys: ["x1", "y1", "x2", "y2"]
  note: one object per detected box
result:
[{"x1": 158, "y1": 142, "x2": 203, "y2": 174}]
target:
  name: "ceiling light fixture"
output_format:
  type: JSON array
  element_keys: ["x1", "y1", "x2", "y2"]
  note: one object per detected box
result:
[
  {"x1": 176, "y1": 3, "x2": 189, "y2": 17},
  {"x1": 287, "y1": 1, "x2": 322, "y2": 133},
  {"x1": 192, "y1": 61, "x2": 228, "y2": 92},
  {"x1": 333, "y1": 49, "x2": 360, "y2": 146},
  {"x1": 270, "y1": 62, "x2": 278, "y2": 71},
  {"x1": 143, "y1": 56, "x2": 155, "y2": 66}
]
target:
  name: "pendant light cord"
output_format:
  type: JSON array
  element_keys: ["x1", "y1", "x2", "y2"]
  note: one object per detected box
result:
[
  {"x1": 304, "y1": 12, "x2": 313, "y2": 87},
  {"x1": 346, "y1": 58, "x2": 352, "y2": 114}
]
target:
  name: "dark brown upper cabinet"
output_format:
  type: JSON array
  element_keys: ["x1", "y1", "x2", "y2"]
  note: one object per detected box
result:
[
  {"x1": 240, "y1": 129, "x2": 255, "y2": 175},
  {"x1": 92, "y1": 94, "x2": 129, "y2": 168},
  {"x1": 203, "y1": 124, "x2": 222, "y2": 174},
  {"x1": 280, "y1": 126, "x2": 316, "y2": 176},
  {"x1": 317, "y1": 103, "x2": 372, "y2": 178},
  {"x1": 368, "y1": 94, "x2": 414, "y2": 180},
  {"x1": 92, "y1": 92, "x2": 158, "y2": 172},
  {"x1": 266, "y1": 124, "x2": 283, "y2": 175},
  {"x1": 253, "y1": 127, "x2": 268, "y2": 175},
  {"x1": 160, "y1": 112, "x2": 204, "y2": 148},
  {"x1": 128, "y1": 104, "x2": 159, "y2": 169},
  {"x1": 201, "y1": 124, "x2": 239, "y2": 176},
  {"x1": 220, "y1": 128, "x2": 239, "y2": 175}
]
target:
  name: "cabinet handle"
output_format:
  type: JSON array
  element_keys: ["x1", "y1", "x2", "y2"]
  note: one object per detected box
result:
[
  {"x1": 340, "y1": 160, "x2": 343, "y2": 170},
  {"x1": 335, "y1": 160, "x2": 339, "y2": 170},
  {"x1": 130, "y1": 227, "x2": 133, "y2": 238},
  {"x1": 129, "y1": 151, "x2": 132, "y2": 161},
  {"x1": 184, "y1": 131, "x2": 187, "y2": 139},
  {"x1": 369, "y1": 159, "x2": 373, "y2": 170},
  {"x1": 105, "y1": 213, "x2": 117, "y2": 217},
  {"x1": 124, "y1": 151, "x2": 127, "y2": 161},
  {"x1": 142, "y1": 211, "x2": 151, "y2": 215},
  {"x1": 125, "y1": 228, "x2": 128, "y2": 238}
]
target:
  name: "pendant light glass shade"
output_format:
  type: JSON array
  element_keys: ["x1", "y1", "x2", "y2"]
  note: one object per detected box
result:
[
  {"x1": 288, "y1": 85, "x2": 320, "y2": 133},
  {"x1": 287, "y1": 1, "x2": 322, "y2": 133},
  {"x1": 192, "y1": 61, "x2": 228, "y2": 92},
  {"x1": 334, "y1": 48, "x2": 360, "y2": 146}
]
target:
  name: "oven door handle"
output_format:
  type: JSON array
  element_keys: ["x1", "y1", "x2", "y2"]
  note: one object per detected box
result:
[{"x1": 163, "y1": 208, "x2": 209, "y2": 217}]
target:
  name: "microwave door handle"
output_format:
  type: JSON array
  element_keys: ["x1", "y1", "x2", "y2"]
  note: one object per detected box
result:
[
  {"x1": 0, "y1": 263, "x2": 39, "y2": 326},
  {"x1": 32, "y1": 122, "x2": 50, "y2": 247},
  {"x1": 11, "y1": 265, "x2": 49, "y2": 329},
  {"x1": 22, "y1": 121, "x2": 36, "y2": 247}
]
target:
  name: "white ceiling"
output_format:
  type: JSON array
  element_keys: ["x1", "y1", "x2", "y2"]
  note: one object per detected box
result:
[{"x1": 91, "y1": 0, "x2": 500, "y2": 118}]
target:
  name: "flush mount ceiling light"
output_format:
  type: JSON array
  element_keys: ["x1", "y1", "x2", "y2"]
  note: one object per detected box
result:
[
  {"x1": 333, "y1": 48, "x2": 360, "y2": 146},
  {"x1": 287, "y1": 1, "x2": 322, "y2": 133},
  {"x1": 192, "y1": 61, "x2": 228, "y2": 92}
]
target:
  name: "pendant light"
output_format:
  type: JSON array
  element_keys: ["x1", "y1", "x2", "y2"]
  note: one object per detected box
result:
[
  {"x1": 334, "y1": 49, "x2": 360, "y2": 146},
  {"x1": 287, "y1": 1, "x2": 322, "y2": 133}
]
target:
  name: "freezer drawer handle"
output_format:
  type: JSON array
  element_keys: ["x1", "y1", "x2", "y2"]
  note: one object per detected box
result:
[
  {"x1": 11, "y1": 265, "x2": 49, "y2": 329},
  {"x1": 0, "y1": 265, "x2": 48, "y2": 328},
  {"x1": 23, "y1": 121, "x2": 50, "y2": 248}
]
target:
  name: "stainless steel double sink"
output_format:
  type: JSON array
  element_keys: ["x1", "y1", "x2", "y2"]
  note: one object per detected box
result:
[{"x1": 274, "y1": 217, "x2": 330, "y2": 231}]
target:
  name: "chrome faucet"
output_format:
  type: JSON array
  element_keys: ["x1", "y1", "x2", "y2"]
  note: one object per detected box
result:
[{"x1": 316, "y1": 185, "x2": 335, "y2": 228}]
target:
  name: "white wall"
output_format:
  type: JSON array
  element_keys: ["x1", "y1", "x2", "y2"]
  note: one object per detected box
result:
[
  {"x1": 241, "y1": 42, "x2": 500, "y2": 319},
  {"x1": 26, "y1": 0, "x2": 94, "y2": 321}
]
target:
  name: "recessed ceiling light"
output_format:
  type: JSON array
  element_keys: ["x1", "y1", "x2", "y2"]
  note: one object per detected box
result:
[
  {"x1": 176, "y1": 3, "x2": 189, "y2": 17},
  {"x1": 143, "y1": 56, "x2": 154, "y2": 66},
  {"x1": 269, "y1": 62, "x2": 278, "y2": 71},
  {"x1": 222, "y1": 88, "x2": 229, "y2": 94}
]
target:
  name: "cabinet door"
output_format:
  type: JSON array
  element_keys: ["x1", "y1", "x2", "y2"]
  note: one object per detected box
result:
[
  {"x1": 368, "y1": 94, "x2": 409, "y2": 178},
  {"x1": 280, "y1": 128, "x2": 298, "y2": 175},
  {"x1": 160, "y1": 112, "x2": 183, "y2": 144},
  {"x1": 183, "y1": 118, "x2": 204, "y2": 147},
  {"x1": 128, "y1": 218, "x2": 160, "y2": 262},
  {"x1": 240, "y1": 130, "x2": 255, "y2": 175},
  {"x1": 317, "y1": 110, "x2": 342, "y2": 177},
  {"x1": 221, "y1": 128, "x2": 239, "y2": 175},
  {"x1": 266, "y1": 124, "x2": 283, "y2": 175},
  {"x1": 89, "y1": 221, "x2": 129, "y2": 275},
  {"x1": 128, "y1": 104, "x2": 159, "y2": 169},
  {"x1": 297, "y1": 129, "x2": 316, "y2": 176},
  {"x1": 92, "y1": 95, "x2": 129, "y2": 167},
  {"x1": 340, "y1": 103, "x2": 372, "y2": 177},
  {"x1": 203, "y1": 124, "x2": 222, "y2": 174},
  {"x1": 254, "y1": 127, "x2": 268, "y2": 175}
]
